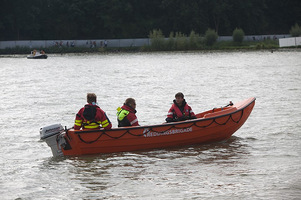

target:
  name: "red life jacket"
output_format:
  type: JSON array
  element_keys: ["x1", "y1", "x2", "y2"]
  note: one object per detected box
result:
[
  {"x1": 166, "y1": 100, "x2": 196, "y2": 122},
  {"x1": 170, "y1": 103, "x2": 191, "y2": 119}
]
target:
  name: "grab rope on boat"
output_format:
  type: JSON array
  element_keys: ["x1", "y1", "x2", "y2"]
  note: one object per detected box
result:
[{"x1": 75, "y1": 104, "x2": 244, "y2": 144}]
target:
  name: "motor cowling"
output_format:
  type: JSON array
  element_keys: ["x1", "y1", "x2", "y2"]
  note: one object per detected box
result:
[
  {"x1": 40, "y1": 124, "x2": 64, "y2": 140},
  {"x1": 40, "y1": 124, "x2": 65, "y2": 157}
]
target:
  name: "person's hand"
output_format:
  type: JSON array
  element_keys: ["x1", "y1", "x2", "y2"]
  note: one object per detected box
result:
[{"x1": 165, "y1": 118, "x2": 173, "y2": 123}]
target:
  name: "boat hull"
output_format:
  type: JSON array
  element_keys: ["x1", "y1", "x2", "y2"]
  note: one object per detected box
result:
[
  {"x1": 27, "y1": 54, "x2": 48, "y2": 59},
  {"x1": 59, "y1": 97, "x2": 255, "y2": 156}
]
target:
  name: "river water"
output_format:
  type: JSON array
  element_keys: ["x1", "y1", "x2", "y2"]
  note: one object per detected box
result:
[{"x1": 0, "y1": 50, "x2": 300, "y2": 199}]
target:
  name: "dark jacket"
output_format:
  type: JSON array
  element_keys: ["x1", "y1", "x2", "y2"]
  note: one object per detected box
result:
[{"x1": 74, "y1": 104, "x2": 112, "y2": 130}]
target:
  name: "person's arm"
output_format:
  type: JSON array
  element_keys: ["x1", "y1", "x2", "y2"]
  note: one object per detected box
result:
[
  {"x1": 127, "y1": 113, "x2": 139, "y2": 126},
  {"x1": 74, "y1": 110, "x2": 83, "y2": 130},
  {"x1": 101, "y1": 112, "x2": 112, "y2": 130},
  {"x1": 188, "y1": 105, "x2": 197, "y2": 119},
  {"x1": 165, "y1": 117, "x2": 175, "y2": 123},
  {"x1": 165, "y1": 106, "x2": 175, "y2": 122}
]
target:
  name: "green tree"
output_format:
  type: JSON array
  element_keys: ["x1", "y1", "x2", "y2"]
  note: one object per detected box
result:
[
  {"x1": 205, "y1": 28, "x2": 218, "y2": 46},
  {"x1": 290, "y1": 23, "x2": 301, "y2": 37},
  {"x1": 227, "y1": 0, "x2": 268, "y2": 35},
  {"x1": 189, "y1": 31, "x2": 200, "y2": 49},
  {"x1": 1, "y1": 0, "x2": 301, "y2": 40},
  {"x1": 0, "y1": 0, "x2": 42, "y2": 40},
  {"x1": 149, "y1": 29, "x2": 165, "y2": 50},
  {"x1": 265, "y1": 0, "x2": 301, "y2": 34},
  {"x1": 232, "y1": 28, "x2": 245, "y2": 43}
]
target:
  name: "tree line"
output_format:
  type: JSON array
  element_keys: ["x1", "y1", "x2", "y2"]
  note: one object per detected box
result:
[{"x1": 0, "y1": 0, "x2": 300, "y2": 41}]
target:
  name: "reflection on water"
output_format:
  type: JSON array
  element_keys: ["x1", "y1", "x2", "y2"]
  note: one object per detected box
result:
[
  {"x1": 58, "y1": 136, "x2": 249, "y2": 166},
  {"x1": 40, "y1": 136, "x2": 252, "y2": 198},
  {"x1": 1, "y1": 51, "x2": 301, "y2": 199}
]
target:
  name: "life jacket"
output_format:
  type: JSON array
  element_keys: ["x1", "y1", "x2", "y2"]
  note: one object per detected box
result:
[
  {"x1": 117, "y1": 107, "x2": 131, "y2": 127},
  {"x1": 74, "y1": 104, "x2": 112, "y2": 130},
  {"x1": 83, "y1": 104, "x2": 96, "y2": 120},
  {"x1": 170, "y1": 101, "x2": 192, "y2": 121},
  {"x1": 82, "y1": 105, "x2": 101, "y2": 129},
  {"x1": 116, "y1": 105, "x2": 139, "y2": 127}
]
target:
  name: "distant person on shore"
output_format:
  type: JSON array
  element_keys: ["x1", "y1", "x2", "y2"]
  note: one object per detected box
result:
[
  {"x1": 166, "y1": 92, "x2": 197, "y2": 123},
  {"x1": 117, "y1": 98, "x2": 139, "y2": 127},
  {"x1": 74, "y1": 93, "x2": 112, "y2": 130}
]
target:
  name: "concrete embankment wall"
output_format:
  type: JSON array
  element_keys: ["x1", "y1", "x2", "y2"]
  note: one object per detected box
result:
[
  {"x1": 0, "y1": 39, "x2": 150, "y2": 49},
  {"x1": 279, "y1": 37, "x2": 301, "y2": 47},
  {"x1": 0, "y1": 34, "x2": 290, "y2": 49}
]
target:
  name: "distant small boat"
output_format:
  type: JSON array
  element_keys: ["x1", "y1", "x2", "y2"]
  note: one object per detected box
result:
[
  {"x1": 40, "y1": 97, "x2": 256, "y2": 157},
  {"x1": 27, "y1": 50, "x2": 47, "y2": 59}
]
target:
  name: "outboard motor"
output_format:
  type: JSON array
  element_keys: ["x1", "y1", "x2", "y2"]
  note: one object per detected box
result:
[{"x1": 40, "y1": 124, "x2": 65, "y2": 157}]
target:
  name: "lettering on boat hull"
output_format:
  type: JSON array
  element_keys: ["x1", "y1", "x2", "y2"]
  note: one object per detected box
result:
[{"x1": 143, "y1": 127, "x2": 193, "y2": 137}]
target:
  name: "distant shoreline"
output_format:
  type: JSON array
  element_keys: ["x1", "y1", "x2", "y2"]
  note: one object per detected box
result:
[
  {"x1": 0, "y1": 40, "x2": 300, "y2": 56},
  {"x1": 1, "y1": 48, "x2": 300, "y2": 58}
]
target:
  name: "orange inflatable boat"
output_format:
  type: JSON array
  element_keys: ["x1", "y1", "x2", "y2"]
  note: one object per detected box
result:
[{"x1": 40, "y1": 97, "x2": 255, "y2": 156}]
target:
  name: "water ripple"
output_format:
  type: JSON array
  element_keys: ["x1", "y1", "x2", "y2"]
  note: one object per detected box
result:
[{"x1": 0, "y1": 51, "x2": 300, "y2": 199}]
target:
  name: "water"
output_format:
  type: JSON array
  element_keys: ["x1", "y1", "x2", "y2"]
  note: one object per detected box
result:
[{"x1": 0, "y1": 50, "x2": 300, "y2": 199}]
